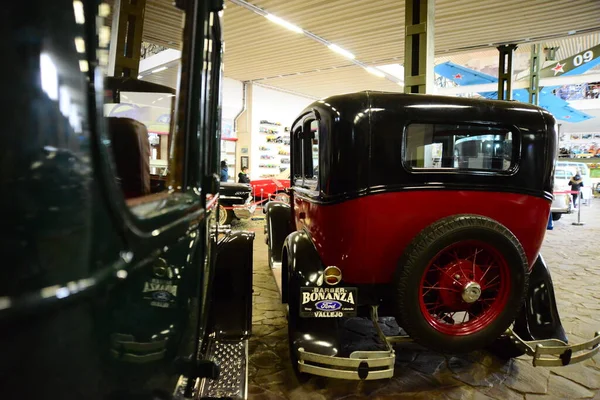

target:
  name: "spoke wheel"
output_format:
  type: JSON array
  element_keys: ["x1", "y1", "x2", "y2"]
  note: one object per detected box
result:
[
  {"x1": 419, "y1": 241, "x2": 510, "y2": 336},
  {"x1": 218, "y1": 204, "x2": 233, "y2": 226},
  {"x1": 393, "y1": 214, "x2": 529, "y2": 354}
]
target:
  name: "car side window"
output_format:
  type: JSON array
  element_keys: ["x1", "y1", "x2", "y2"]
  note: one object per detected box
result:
[
  {"x1": 292, "y1": 126, "x2": 304, "y2": 186},
  {"x1": 404, "y1": 123, "x2": 514, "y2": 172},
  {"x1": 303, "y1": 120, "x2": 319, "y2": 190},
  {"x1": 101, "y1": 4, "x2": 193, "y2": 220}
]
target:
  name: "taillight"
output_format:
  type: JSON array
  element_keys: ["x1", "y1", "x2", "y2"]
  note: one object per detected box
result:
[{"x1": 324, "y1": 266, "x2": 342, "y2": 286}]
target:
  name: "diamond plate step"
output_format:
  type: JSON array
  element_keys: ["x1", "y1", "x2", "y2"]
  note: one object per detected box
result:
[{"x1": 199, "y1": 339, "x2": 248, "y2": 399}]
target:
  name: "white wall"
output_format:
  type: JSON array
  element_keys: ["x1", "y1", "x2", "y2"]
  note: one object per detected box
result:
[
  {"x1": 221, "y1": 77, "x2": 244, "y2": 120},
  {"x1": 249, "y1": 85, "x2": 313, "y2": 178}
]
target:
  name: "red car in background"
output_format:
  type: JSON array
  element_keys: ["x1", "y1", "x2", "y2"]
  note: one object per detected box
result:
[{"x1": 250, "y1": 168, "x2": 290, "y2": 199}]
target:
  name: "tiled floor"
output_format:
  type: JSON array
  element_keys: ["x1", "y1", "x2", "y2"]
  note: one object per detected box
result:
[{"x1": 236, "y1": 200, "x2": 600, "y2": 400}]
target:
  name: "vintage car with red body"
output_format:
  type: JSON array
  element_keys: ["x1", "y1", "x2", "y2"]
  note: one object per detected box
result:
[
  {"x1": 264, "y1": 91, "x2": 600, "y2": 380},
  {"x1": 250, "y1": 169, "x2": 291, "y2": 199}
]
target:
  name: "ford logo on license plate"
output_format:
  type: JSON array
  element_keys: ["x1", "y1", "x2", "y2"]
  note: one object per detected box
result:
[
  {"x1": 152, "y1": 291, "x2": 171, "y2": 302},
  {"x1": 315, "y1": 300, "x2": 342, "y2": 311}
]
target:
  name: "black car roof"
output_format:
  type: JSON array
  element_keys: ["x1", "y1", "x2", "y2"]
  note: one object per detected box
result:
[{"x1": 294, "y1": 90, "x2": 550, "y2": 132}]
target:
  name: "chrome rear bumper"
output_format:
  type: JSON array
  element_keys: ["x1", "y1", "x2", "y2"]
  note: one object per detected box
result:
[
  {"x1": 298, "y1": 348, "x2": 395, "y2": 380},
  {"x1": 295, "y1": 305, "x2": 395, "y2": 380},
  {"x1": 551, "y1": 192, "x2": 572, "y2": 214}
]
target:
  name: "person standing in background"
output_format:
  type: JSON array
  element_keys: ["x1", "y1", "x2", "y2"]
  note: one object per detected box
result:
[
  {"x1": 568, "y1": 171, "x2": 584, "y2": 208},
  {"x1": 220, "y1": 160, "x2": 229, "y2": 182}
]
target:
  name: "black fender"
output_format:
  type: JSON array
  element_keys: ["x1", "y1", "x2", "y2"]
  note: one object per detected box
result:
[
  {"x1": 283, "y1": 230, "x2": 343, "y2": 358},
  {"x1": 281, "y1": 229, "x2": 327, "y2": 303},
  {"x1": 265, "y1": 201, "x2": 293, "y2": 269},
  {"x1": 210, "y1": 231, "x2": 255, "y2": 340},
  {"x1": 283, "y1": 230, "x2": 327, "y2": 285},
  {"x1": 513, "y1": 254, "x2": 568, "y2": 342}
]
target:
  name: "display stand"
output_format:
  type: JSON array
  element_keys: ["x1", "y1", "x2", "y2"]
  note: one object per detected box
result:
[
  {"x1": 256, "y1": 120, "x2": 290, "y2": 179},
  {"x1": 572, "y1": 189, "x2": 585, "y2": 226}
]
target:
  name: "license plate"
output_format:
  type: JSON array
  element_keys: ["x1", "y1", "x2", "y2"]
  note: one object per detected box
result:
[{"x1": 299, "y1": 287, "x2": 357, "y2": 318}]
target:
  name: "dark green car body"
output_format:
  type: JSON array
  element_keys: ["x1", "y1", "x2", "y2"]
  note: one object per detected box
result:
[{"x1": 0, "y1": 0, "x2": 253, "y2": 398}]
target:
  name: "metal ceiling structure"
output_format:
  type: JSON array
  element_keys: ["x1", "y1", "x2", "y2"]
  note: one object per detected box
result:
[{"x1": 138, "y1": 0, "x2": 600, "y2": 98}]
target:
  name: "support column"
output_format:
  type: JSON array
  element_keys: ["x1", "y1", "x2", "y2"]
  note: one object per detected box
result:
[
  {"x1": 235, "y1": 83, "x2": 253, "y2": 179},
  {"x1": 403, "y1": 0, "x2": 435, "y2": 94},
  {"x1": 107, "y1": 0, "x2": 147, "y2": 78},
  {"x1": 497, "y1": 44, "x2": 518, "y2": 100},
  {"x1": 528, "y1": 44, "x2": 542, "y2": 105}
]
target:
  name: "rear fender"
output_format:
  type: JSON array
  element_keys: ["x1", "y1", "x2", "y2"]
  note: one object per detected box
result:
[
  {"x1": 283, "y1": 230, "x2": 326, "y2": 286},
  {"x1": 283, "y1": 231, "x2": 343, "y2": 358},
  {"x1": 265, "y1": 201, "x2": 293, "y2": 267},
  {"x1": 513, "y1": 254, "x2": 568, "y2": 342},
  {"x1": 210, "y1": 231, "x2": 255, "y2": 340}
]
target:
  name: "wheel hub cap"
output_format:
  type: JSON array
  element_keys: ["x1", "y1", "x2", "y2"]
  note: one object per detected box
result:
[{"x1": 461, "y1": 281, "x2": 482, "y2": 303}]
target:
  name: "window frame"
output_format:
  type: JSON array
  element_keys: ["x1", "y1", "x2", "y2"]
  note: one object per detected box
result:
[
  {"x1": 401, "y1": 120, "x2": 521, "y2": 176},
  {"x1": 302, "y1": 119, "x2": 319, "y2": 191},
  {"x1": 291, "y1": 113, "x2": 320, "y2": 192},
  {"x1": 292, "y1": 125, "x2": 304, "y2": 187},
  {"x1": 96, "y1": 4, "x2": 214, "y2": 234}
]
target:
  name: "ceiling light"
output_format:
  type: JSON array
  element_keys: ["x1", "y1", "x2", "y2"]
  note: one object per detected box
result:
[
  {"x1": 72, "y1": 1, "x2": 85, "y2": 24},
  {"x1": 365, "y1": 67, "x2": 385, "y2": 78},
  {"x1": 328, "y1": 44, "x2": 355, "y2": 60},
  {"x1": 74, "y1": 37, "x2": 85, "y2": 53},
  {"x1": 99, "y1": 26, "x2": 111, "y2": 48},
  {"x1": 98, "y1": 3, "x2": 110, "y2": 17},
  {"x1": 265, "y1": 14, "x2": 303, "y2": 34},
  {"x1": 152, "y1": 66, "x2": 168, "y2": 73},
  {"x1": 79, "y1": 60, "x2": 89, "y2": 72}
]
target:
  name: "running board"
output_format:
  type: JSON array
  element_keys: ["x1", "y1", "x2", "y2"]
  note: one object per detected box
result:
[{"x1": 199, "y1": 339, "x2": 249, "y2": 399}]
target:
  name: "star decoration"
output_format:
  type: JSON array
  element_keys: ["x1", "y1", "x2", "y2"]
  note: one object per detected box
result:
[
  {"x1": 454, "y1": 73, "x2": 463, "y2": 79},
  {"x1": 551, "y1": 62, "x2": 564, "y2": 76}
]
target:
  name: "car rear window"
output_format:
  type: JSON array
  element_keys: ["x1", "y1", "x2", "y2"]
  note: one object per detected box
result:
[{"x1": 404, "y1": 123, "x2": 514, "y2": 172}]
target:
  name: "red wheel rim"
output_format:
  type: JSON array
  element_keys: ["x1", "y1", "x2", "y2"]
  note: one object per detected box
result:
[{"x1": 418, "y1": 240, "x2": 511, "y2": 336}]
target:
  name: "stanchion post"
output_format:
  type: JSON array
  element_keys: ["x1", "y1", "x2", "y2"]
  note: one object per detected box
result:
[{"x1": 572, "y1": 189, "x2": 585, "y2": 226}]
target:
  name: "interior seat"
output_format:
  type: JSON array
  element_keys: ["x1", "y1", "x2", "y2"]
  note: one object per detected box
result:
[{"x1": 106, "y1": 117, "x2": 151, "y2": 199}]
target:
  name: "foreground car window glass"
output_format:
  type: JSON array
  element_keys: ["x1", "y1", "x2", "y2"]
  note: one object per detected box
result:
[
  {"x1": 405, "y1": 123, "x2": 514, "y2": 171},
  {"x1": 102, "y1": 8, "x2": 186, "y2": 219}
]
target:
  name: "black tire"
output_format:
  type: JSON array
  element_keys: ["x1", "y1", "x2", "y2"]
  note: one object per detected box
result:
[
  {"x1": 218, "y1": 204, "x2": 233, "y2": 225},
  {"x1": 392, "y1": 214, "x2": 529, "y2": 354},
  {"x1": 551, "y1": 213, "x2": 562, "y2": 221}
]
